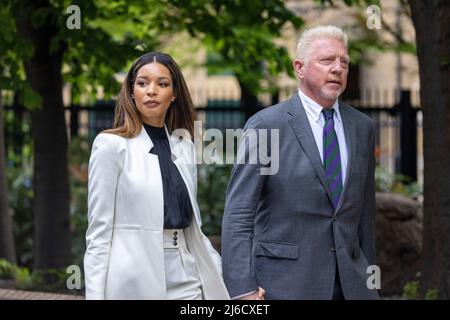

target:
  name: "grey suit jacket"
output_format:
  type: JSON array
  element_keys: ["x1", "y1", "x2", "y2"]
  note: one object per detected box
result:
[{"x1": 221, "y1": 93, "x2": 379, "y2": 299}]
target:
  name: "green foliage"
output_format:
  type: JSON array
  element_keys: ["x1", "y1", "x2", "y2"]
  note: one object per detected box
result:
[
  {"x1": 4, "y1": 108, "x2": 34, "y2": 267},
  {"x1": 57, "y1": 0, "x2": 172, "y2": 102},
  {"x1": 2, "y1": 133, "x2": 88, "y2": 292},
  {"x1": 0, "y1": 259, "x2": 81, "y2": 294},
  {"x1": 402, "y1": 273, "x2": 439, "y2": 300},
  {"x1": 375, "y1": 166, "x2": 422, "y2": 199},
  {"x1": 14, "y1": 266, "x2": 33, "y2": 290},
  {"x1": 166, "y1": 0, "x2": 304, "y2": 94},
  {"x1": 425, "y1": 289, "x2": 439, "y2": 300},
  {"x1": 6, "y1": 155, "x2": 34, "y2": 268},
  {"x1": 0, "y1": 259, "x2": 33, "y2": 290},
  {"x1": 68, "y1": 137, "x2": 90, "y2": 267},
  {"x1": 28, "y1": 268, "x2": 79, "y2": 294},
  {"x1": 0, "y1": 0, "x2": 173, "y2": 105},
  {"x1": 0, "y1": 3, "x2": 40, "y2": 109},
  {"x1": 5, "y1": 132, "x2": 90, "y2": 268},
  {"x1": 0, "y1": 259, "x2": 17, "y2": 279},
  {"x1": 402, "y1": 280, "x2": 419, "y2": 300}
]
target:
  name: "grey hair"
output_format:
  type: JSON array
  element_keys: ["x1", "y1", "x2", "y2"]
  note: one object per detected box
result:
[{"x1": 296, "y1": 25, "x2": 348, "y2": 63}]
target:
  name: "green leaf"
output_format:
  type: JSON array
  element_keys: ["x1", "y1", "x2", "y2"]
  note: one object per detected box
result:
[{"x1": 20, "y1": 83, "x2": 43, "y2": 110}]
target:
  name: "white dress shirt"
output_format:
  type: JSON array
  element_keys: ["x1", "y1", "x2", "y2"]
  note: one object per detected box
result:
[{"x1": 298, "y1": 89, "x2": 348, "y2": 185}]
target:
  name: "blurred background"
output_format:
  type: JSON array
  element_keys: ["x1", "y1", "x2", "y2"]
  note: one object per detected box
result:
[{"x1": 0, "y1": 0, "x2": 448, "y2": 299}]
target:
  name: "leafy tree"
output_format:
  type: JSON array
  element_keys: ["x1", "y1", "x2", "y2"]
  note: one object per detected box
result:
[
  {"x1": 0, "y1": 3, "x2": 27, "y2": 264},
  {"x1": 325, "y1": 0, "x2": 450, "y2": 298},
  {"x1": 165, "y1": 0, "x2": 304, "y2": 117},
  {"x1": 409, "y1": 0, "x2": 450, "y2": 299}
]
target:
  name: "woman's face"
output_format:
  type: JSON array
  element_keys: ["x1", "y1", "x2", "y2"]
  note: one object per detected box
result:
[{"x1": 133, "y1": 62, "x2": 175, "y2": 127}]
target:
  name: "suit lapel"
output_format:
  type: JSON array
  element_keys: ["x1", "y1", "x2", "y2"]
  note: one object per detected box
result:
[
  {"x1": 334, "y1": 102, "x2": 356, "y2": 213},
  {"x1": 286, "y1": 94, "x2": 334, "y2": 206}
]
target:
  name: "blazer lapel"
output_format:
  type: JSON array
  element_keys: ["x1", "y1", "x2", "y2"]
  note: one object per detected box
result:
[
  {"x1": 166, "y1": 127, "x2": 203, "y2": 228},
  {"x1": 135, "y1": 125, "x2": 165, "y2": 228},
  {"x1": 334, "y1": 102, "x2": 356, "y2": 214},
  {"x1": 137, "y1": 125, "x2": 155, "y2": 154},
  {"x1": 286, "y1": 93, "x2": 334, "y2": 206}
]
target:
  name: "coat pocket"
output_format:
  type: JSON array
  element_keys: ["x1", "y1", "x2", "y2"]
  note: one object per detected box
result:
[{"x1": 254, "y1": 241, "x2": 299, "y2": 260}]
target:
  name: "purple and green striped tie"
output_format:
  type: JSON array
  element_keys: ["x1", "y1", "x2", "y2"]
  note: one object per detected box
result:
[{"x1": 322, "y1": 108, "x2": 343, "y2": 208}]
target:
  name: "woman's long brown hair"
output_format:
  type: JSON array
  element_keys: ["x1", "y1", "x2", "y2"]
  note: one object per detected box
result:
[{"x1": 103, "y1": 52, "x2": 195, "y2": 138}]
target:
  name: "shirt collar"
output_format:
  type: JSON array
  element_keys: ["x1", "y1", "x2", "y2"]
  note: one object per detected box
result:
[{"x1": 298, "y1": 89, "x2": 342, "y2": 123}]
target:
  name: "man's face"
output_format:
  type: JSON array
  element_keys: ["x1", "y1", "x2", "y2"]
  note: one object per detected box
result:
[{"x1": 294, "y1": 38, "x2": 349, "y2": 108}]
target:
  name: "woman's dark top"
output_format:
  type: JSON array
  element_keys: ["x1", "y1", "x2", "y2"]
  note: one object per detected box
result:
[{"x1": 143, "y1": 123, "x2": 193, "y2": 229}]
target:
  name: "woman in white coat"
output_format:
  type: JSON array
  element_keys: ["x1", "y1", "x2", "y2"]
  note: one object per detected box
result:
[{"x1": 84, "y1": 52, "x2": 230, "y2": 300}]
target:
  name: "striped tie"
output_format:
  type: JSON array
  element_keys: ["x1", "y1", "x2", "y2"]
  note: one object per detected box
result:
[{"x1": 322, "y1": 108, "x2": 343, "y2": 208}]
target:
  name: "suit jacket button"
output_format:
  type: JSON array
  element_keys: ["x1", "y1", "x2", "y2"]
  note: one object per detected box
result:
[
  {"x1": 173, "y1": 241, "x2": 178, "y2": 246},
  {"x1": 331, "y1": 245, "x2": 336, "y2": 252}
]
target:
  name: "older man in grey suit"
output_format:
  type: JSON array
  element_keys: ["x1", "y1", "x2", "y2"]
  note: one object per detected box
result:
[{"x1": 222, "y1": 25, "x2": 379, "y2": 300}]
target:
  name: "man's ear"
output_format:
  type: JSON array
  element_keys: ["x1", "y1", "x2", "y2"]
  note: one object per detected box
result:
[{"x1": 293, "y1": 59, "x2": 304, "y2": 78}]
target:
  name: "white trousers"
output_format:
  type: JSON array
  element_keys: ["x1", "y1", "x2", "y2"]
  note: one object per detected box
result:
[{"x1": 163, "y1": 229, "x2": 203, "y2": 300}]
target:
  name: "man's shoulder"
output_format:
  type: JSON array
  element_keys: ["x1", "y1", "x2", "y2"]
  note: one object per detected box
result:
[
  {"x1": 339, "y1": 101, "x2": 374, "y2": 128},
  {"x1": 247, "y1": 97, "x2": 294, "y2": 128}
]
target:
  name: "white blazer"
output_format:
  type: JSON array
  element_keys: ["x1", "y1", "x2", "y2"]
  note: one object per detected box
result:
[{"x1": 84, "y1": 126, "x2": 230, "y2": 300}]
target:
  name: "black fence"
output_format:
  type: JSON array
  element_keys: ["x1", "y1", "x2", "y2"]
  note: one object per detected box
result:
[{"x1": 3, "y1": 90, "x2": 421, "y2": 181}]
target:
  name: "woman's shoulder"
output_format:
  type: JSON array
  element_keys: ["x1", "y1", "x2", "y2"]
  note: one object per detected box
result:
[
  {"x1": 92, "y1": 132, "x2": 128, "y2": 153},
  {"x1": 94, "y1": 132, "x2": 127, "y2": 142}
]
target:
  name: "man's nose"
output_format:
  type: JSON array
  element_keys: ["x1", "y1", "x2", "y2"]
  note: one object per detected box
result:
[{"x1": 331, "y1": 62, "x2": 343, "y2": 74}]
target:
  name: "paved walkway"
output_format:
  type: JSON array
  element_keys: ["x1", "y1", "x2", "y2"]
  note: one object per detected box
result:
[{"x1": 0, "y1": 289, "x2": 84, "y2": 300}]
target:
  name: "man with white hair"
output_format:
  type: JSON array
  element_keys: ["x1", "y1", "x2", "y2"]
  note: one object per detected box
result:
[{"x1": 222, "y1": 25, "x2": 379, "y2": 300}]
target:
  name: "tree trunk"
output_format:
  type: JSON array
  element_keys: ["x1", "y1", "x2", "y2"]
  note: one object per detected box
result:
[
  {"x1": 12, "y1": 93, "x2": 25, "y2": 159},
  {"x1": 0, "y1": 96, "x2": 17, "y2": 263},
  {"x1": 15, "y1": 1, "x2": 71, "y2": 269},
  {"x1": 409, "y1": 0, "x2": 450, "y2": 299}
]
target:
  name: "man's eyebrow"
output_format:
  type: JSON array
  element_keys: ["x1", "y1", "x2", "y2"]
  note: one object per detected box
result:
[
  {"x1": 319, "y1": 54, "x2": 349, "y2": 60},
  {"x1": 319, "y1": 53, "x2": 336, "y2": 58}
]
